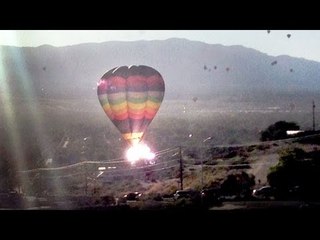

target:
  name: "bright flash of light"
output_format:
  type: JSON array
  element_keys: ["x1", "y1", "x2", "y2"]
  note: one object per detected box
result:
[{"x1": 126, "y1": 143, "x2": 155, "y2": 164}]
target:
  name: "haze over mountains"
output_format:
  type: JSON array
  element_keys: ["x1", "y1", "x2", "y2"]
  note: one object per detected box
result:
[{"x1": 1, "y1": 38, "x2": 320, "y2": 100}]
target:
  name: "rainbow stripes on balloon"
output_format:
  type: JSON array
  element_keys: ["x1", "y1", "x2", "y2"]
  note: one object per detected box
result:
[{"x1": 97, "y1": 65, "x2": 165, "y2": 146}]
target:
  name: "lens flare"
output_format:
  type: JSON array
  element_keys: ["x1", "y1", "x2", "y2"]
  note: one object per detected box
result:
[{"x1": 126, "y1": 143, "x2": 155, "y2": 165}]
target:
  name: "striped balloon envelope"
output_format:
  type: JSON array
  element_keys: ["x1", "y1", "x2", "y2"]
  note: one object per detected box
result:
[{"x1": 97, "y1": 65, "x2": 165, "y2": 146}]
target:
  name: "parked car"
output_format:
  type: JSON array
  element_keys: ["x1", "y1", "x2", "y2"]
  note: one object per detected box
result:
[
  {"x1": 201, "y1": 188, "x2": 222, "y2": 206},
  {"x1": 252, "y1": 186, "x2": 275, "y2": 200},
  {"x1": 124, "y1": 192, "x2": 142, "y2": 201},
  {"x1": 174, "y1": 189, "x2": 200, "y2": 200}
]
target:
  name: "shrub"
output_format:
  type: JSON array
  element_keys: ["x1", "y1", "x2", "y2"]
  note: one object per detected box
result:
[{"x1": 260, "y1": 121, "x2": 300, "y2": 141}]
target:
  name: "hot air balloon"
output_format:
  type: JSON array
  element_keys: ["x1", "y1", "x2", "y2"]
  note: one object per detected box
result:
[
  {"x1": 271, "y1": 60, "x2": 277, "y2": 66},
  {"x1": 192, "y1": 96, "x2": 198, "y2": 102},
  {"x1": 97, "y1": 65, "x2": 165, "y2": 146},
  {"x1": 267, "y1": 30, "x2": 271, "y2": 34},
  {"x1": 287, "y1": 34, "x2": 291, "y2": 38},
  {"x1": 289, "y1": 102, "x2": 295, "y2": 112}
]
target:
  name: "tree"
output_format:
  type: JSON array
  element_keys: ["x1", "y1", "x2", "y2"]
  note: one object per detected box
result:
[
  {"x1": 260, "y1": 121, "x2": 300, "y2": 141},
  {"x1": 0, "y1": 144, "x2": 18, "y2": 191},
  {"x1": 220, "y1": 171, "x2": 255, "y2": 199},
  {"x1": 267, "y1": 147, "x2": 320, "y2": 200}
]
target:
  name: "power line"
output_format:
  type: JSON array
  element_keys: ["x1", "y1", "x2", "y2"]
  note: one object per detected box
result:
[
  {"x1": 90, "y1": 164, "x2": 180, "y2": 179},
  {"x1": 184, "y1": 162, "x2": 275, "y2": 168},
  {"x1": 41, "y1": 159, "x2": 181, "y2": 179},
  {"x1": 18, "y1": 147, "x2": 179, "y2": 173},
  {"x1": 155, "y1": 147, "x2": 180, "y2": 156},
  {"x1": 19, "y1": 156, "x2": 180, "y2": 175},
  {"x1": 18, "y1": 132, "x2": 320, "y2": 174},
  {"x1": 43, "y1": 172, "x2": 83, "y2": 179},
  {"x1": 88, "y1": 158, "x2": 180, "y2": 174}
]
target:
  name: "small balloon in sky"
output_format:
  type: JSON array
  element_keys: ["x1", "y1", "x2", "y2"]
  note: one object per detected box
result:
[{"x1": 289, "y1": 102, "x2": 295, "y2": 112}]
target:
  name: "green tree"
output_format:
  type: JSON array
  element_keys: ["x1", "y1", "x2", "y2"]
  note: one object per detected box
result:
[
  {"x1": 220, "y1": 171, "x2": 255, "y2": 198},
  {"x1": 260, "y1": 121, "x2": 300, "y2": 141},
  {"x1": 267, "y1": 148, "x2": 320, "y2": 200}
]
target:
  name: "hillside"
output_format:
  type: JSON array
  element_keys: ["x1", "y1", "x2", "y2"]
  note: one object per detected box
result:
[{"x1": 1, "y1": 38, "x2": 320, "y2": 100}]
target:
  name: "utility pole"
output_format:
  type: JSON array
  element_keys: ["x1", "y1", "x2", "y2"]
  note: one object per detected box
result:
[
  {"x1": 201, "y1": 157, "x2": 204, "y2": 190},
  {"x1": 179, "y1": 146, "x2": 183, "y2": 190},
  {"x1": 39, "y1": 171, "x2": 43, "y2": 197},
  {"x1": 83, "y1": 161, "x2": 88, "y2": 196},
  {"x1": 201, "y1": 137, "x2": 212, "y2": 190},
  {"x1": 313, "y1": 100, "x2": 316, "y2": 131},
  {"x1": 200, "y1": 156, "x2": 204, "y2": 207}
]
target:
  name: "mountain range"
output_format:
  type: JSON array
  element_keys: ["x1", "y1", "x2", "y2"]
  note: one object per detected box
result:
[{"x1": 1, "y1": 38, "x2": 319, "y2": 100}]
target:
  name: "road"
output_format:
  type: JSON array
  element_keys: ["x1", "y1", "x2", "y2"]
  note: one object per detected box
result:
[
  {"x1": 247, "y1": 153, "x2": 279, "y2": 185},
  {"x1": 210, "y1": 200, "x2": 320, "y2": 210}
]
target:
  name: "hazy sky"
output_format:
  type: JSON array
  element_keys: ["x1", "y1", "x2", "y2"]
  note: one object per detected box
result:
[{"x1": 1, "y1": 30, "x2": 320, "y2": 62}]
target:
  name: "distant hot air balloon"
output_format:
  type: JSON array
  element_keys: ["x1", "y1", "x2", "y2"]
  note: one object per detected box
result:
[
  {"x1": 289, "y1": 102, "x2": 295, "y2": 112},
  {"x1": 97, "y1": 65, "x2": 165, "y2": 146},
  {"x1": 271, "y1": 60, "x2": 277, "y2": 66},
  {"x1": 204, "y1": 65, "x2": 207, "y2": 70},
  {"x1": 267, "y1": 30, "x2": 271, "y2": 34},
  {"x1": 192, "y1": 97, "x2": 198, "y2": 102},
  {"x1": 287, "y1": 34, "x2": 291, "y2": 38},
  {"x1": 290, "y1": 68, "x2": 293, "y2": 72},
  {"x1": 214, "y1": 66, "x2": 217, "y2": 70},
  {"x1": 226, "y1": 67, "x2": 230, "y2": 72}
]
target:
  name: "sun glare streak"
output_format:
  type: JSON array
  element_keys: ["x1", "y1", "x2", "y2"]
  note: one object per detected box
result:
[
  {"x1": 0, "y1": 32, "x2": 66, "y2": 202},
  {"x1": 0, "y1": 46, "x2": 28, "y2": 204},
  {"x1": 126, "y1": 143, "x2": 155, "y2": 165},
  {"x1": 6, "y1": 33, "x2": 66, "y2": 198}
]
